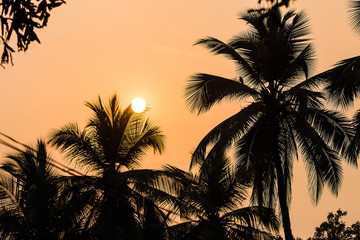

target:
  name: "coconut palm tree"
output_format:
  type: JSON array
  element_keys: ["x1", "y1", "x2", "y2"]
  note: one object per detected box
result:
[
  {"x1": 49, "y1": 94, "x2": 166, "y2": 240},
  {"x1": 185, "y1": 8, "x2": 353, "y2": 240},
  {"x1": 163, "y1": 151, "x2": 280, "y2": 240},
  {"x1": 0, "y1": 139, "x2": 92, "y2": 239}
]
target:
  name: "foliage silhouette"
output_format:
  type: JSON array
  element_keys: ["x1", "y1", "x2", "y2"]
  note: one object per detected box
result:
[
  {"x1": 312, "y1": 0, "x2": 360, "y2": 174},
  {"x1": 307, "y1": 209, "x2": 360, "y2": 240},
  {"x1": 0, "y1": 139, "x2": 92, "y2": 239},
  {"x1": 314, "y1": 56, "x2": 360, "y2": 165},
  {"x1": 349, "y1": 0, "x2": 360, "y2": 35},
  {"x1": 185, "y1": 7, "x2": 353, "y2": 240},
  {"x1": 256, "y1": 0, "x2": 294, "y2": 7},
  {"x1": 49, "y1": 94, "x2": 167, "y2": 240},
  {"x1": 0, "y1": 0, "x2": 65, "y2": 66},
  {"x1": 163, "y1": 151, "x2": 280, "y2": 240}
]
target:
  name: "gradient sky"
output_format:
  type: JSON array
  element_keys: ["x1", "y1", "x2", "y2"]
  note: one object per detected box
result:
[{"x1": 0, "y1": 0, "x2": 359, "y2": 238}]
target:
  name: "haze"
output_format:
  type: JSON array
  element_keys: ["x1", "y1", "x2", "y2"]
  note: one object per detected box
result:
[{"x1": 0, "y1": 0, "x2": 359, "y2": 238}]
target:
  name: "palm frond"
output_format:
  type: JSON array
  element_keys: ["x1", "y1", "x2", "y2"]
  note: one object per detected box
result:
[
  {"x1": 185, "y1": 73, "x2": 260, "y2": 114},
  {"x1": 0, "y1": 210, "x2": 29, "y2": 240},
  {"x1": 49, "y1": 123, "x2": 105, "y2": 172},
  {"x1": 292, "y1": 113, "x2": 343, "y2": 204},
  {"x1": 283, "y1": 86, "x2": 324, "y2": 110},
  {"x1": 289, "y1": 70, "x2": 327, "y2": 93},
  {"x1": 239, "y1": 10, "x2": 267, "y2": 38},
  {"x1": 227, "y1": 224, "x2": 276, "y2": 240},
  {"x1": 195, "y1": 37, "x2": 261, "y2": 82},
  {"x1": 323, "y1": 55, "x2": 360, "y2": 108},
  {"x1": 166, "y1": 221, "x2": 195, "y2": 240},
  {"x1": 223, "y1": 206, "x2": 280, "y2": 234},
  {"x1": 304, "y1": 108, "x2": 353, "y2": 159},
  {"x1": 280, "y1": 44, "x2": 316, "y2": 84},
  {"x1": 0, "y1": 176, "x2": 21, "y2": 212},
  {"x1": 197, "y1": 153, "x2": 249, "y2": 214},
  {"x1": 159, "y1": 168, "x2": 205, "y2": 219},
  {"x1": 139, "y1": 198, "x2": 169, "y2": 240},
  {"x1": 349, "y1": 0, "x2": 360, "y2": 34},
  {"x1": 53, "y1": 176, "x2": 97, "y2": 234},
  {"x1": 0, "y1": 139, "x2": 87, "y2": 238},
  {"x1": 346, "y1": 110, "x2": 360, "y2": 164},
  {"x1": 287, "y1": 10, "x2": 311, "y2": 45},
  {"x1": 190, "y1": 102, "x2": 264, "y2": 169},
  {"x1": 235, "y1": 116, "x2": 280, "y2": 209},
  {"x1": 117, "y1": 169, "x2": 166, "y2": 190},
  {"x1": 235, "y1": 115, "x2": 270, "y2": 170},
  {"x1": 120, "y1": 119, "x2": 165, "y2": 169},
  {"x1": 278, "y1": 119, "x2": 297, "y2": 207},
  {"x1": 281, "y1": 10, "x2": 296, "y2": 26}
]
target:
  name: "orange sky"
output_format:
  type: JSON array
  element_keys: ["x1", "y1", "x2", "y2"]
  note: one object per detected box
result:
[{"x1": 0, "y1": 0, "x2": 359, "y2": 238}]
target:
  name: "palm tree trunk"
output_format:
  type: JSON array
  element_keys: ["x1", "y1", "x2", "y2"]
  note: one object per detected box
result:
[
  {"x1": 270, "y1": 114, "x2": 294, "y2": 240},
  {"x1": 274, "y1": 159, "x2": 293, "y2": 240}
]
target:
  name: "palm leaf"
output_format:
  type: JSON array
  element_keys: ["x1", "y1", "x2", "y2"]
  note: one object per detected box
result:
[
  {"x1": 286, "y1": 10, "x2": 311, "y2": 45},
  {"x1": 120, "y1": 119, "x2": 165, "y2": 169},
  {"x1": 235, "y1": 116, "x2": 280, "y2": 209},
  {"x1": 49, "y1": 123, "x2": 105, "y2": 172},
  {"x1": 239, "y1": 11, "x2": 267, "y2": 37},
  {"x1": 291, "y1": 112, "x2": 343, "y2": 204},
  {"x1": 190, "y1": 102, "x2": 264, "y2": 169},
  {"x1": 195, "y1": 37, "x2": 261, "y2": 83},
  {"x1": 166, "y1": 221, "x2": 196, "y2": 240},
  {"x1": 346, "y1": 110, "x2": 360, "y2": 164},
  {"x1": 227, "y1": 224, "x2": 275, "y2": 240},
  {"x1": 0, "y1": 176, "x2": 21, "y2": 212},
  {"x1": 185, "y1": 73, "x2": 260, "y2": 114},
  {"x1": 280, "y1": 44, "x2": 315, "y2": 84},
  {"x1": 349, "y1": 0, "x2": 360, "y2": 34},
  {"x1": 323, "y1": 55, "x2": 360, "y2": 108},
  {"x1": 303, "y1": 108, "x2": 353, "y2": 158},
  {"x1": 282, "y1": 86, "x2": 324, "y2": 111},
  {"x1": 223, "y1": 206, "x2": 280, "y2": 234}
]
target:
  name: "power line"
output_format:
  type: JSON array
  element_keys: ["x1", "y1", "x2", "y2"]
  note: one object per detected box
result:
[
  {"x1": 0, "y1": 132, "x2": 183, "y2": 223},
  {"x1": 0, "y1": 132, "x2": 85, "y2": 176}
]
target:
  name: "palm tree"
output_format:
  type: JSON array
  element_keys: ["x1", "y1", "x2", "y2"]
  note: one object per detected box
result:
[
  {"x1": 185, "y1": 8, "x2": 353, "y2": 240},
  {"x1": 163, "y1": 151, "x2": 280, "y2": 240},
  {"x1": 49, "y1": 94, "x2": 166, "y2": 240},
  {"x1": 0, "y1": 139, "x2": 91, "y2": 239}
]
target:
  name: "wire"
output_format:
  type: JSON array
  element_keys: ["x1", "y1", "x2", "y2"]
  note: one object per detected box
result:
[
  {"x1": 0, "y1": 132, "x2": 85, "y2": 176},
  {"x1": 0, "y1": 132, "x2": 183, "y2": 223}
]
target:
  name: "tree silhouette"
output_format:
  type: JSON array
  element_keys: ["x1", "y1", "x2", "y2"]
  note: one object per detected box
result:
[
  {"x1": 0, "y1": 139, "x2": 91, "y2": 239},
  {"x1": 0, "y1": 0, "x2": 65, "y2": 66},
  {"x1": 308, "y1": 209, "x2": 360, "y2": 240},
  {"x1": 163, "y1": 151, "x2": 280, "y2": 240},
  {"x1": 185, "y1": 8, "x2": 353, "y2": 240},
  {"x1": 49, "y1": 94, "x2": 166, "y2": 240}
]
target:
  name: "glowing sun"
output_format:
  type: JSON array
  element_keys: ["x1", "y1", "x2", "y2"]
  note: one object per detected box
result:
[{"x1": 131, "y1": 98, "x2": 146, "y2": 113}]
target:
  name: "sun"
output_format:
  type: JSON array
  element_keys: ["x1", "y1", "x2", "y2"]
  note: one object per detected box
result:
[{"x1": 131, "y1": 98, "x2": 146, "y2": 113}]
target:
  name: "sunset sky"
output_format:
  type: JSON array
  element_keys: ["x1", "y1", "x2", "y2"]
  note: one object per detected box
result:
[{"x1": 0, "y1": 0, "x2": 359, "y2": 238}]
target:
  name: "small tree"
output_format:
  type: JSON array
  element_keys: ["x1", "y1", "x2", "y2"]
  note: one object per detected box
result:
[{"x1": 308, "y1": 209, "x2": 360, "y2": 240}]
